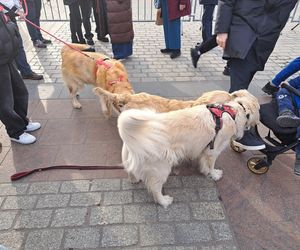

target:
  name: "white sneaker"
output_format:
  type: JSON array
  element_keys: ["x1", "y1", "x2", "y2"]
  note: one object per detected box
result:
[
  {"x1": 25, "y1": 122, "x2": 41, "y2": 132},
  {"x1": 10, "y1": 132, "x2": 36, "y2": 145}
]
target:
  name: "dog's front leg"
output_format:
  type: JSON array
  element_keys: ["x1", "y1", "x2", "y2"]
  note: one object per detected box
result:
[
  {"x1": 198, "y1": 149, "x2": 223, "y2": 181},
  {"x1": 98, "y1": 95, "x2": 110, "y2": 118}
]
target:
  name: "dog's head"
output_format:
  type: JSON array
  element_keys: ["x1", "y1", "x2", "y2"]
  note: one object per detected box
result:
[
  {"x1": 95, "y1": 59, "x2": 134, "y2": 94},
  {"x1": 230, "y1": 90, "x2": 260, "y2": 137},
  {"x1": 94, "y1": 87, "x2": 131, "y2": 113}
]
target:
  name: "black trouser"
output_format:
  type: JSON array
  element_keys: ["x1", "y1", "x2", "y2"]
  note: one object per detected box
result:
[
  {"x1": 0, "y1": 62, "x2": 29, "y2": 138},
  {"x1": 24, "y1": 0, "x2": 43, "y2": 42},
  {"x1": 228, "y1": 46, "x2": 259, "y2": 93},
  {"x1": 92, "y1": 0, "x2": 108, "y2": 39},
  {"x1": 69, "y1": 0, "x2": 93, "y2": 41},
  {"x1": 196, "y1": 34, "x2": 217, "y2": 54}
]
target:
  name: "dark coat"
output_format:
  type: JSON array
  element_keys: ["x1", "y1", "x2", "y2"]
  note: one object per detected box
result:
[
  {"x1": 106, "y1": 0, "x2": 134, "y2": 44},
  {"x1": 167, "y1": 0, "x2": 191, "y2": 21},
  {"x1": 63, "y1": 0, "x2": 77, "y2": 5},
  {"x1": 0, "y1": 12, "x2": 19, "y2": 66},
  {"x1": 199, "y1": 0, "x2": 217, "y2": 5},
  {"x1": 215, "y1": 0, "x2": 298, "y2": 70}
]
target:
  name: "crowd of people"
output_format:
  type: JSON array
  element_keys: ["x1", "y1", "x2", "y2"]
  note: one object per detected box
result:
[{"x1": 0, "y1": 0, "x2": 299, "y2": 174}]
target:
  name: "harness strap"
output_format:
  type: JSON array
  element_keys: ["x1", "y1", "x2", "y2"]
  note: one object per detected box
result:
[{"x1": 207, "y1": 104, "x2": 236, "y2": 149}]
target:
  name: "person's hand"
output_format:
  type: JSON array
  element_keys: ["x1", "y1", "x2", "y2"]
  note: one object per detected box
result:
[
  {"x1": 179, "y1": 4, "x2": 186, "y2": 11},
  {"x1": 16, "y1": 10, "x2": 25, "y2": 20},
  {"x1": 216, "y1": 33, "x2": 228, "y2": 49}
]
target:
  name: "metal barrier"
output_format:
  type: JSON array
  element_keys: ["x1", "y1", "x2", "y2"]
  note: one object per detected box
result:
[{"x1": 40, "y1": 0, "x2": 300, "y2": 23}]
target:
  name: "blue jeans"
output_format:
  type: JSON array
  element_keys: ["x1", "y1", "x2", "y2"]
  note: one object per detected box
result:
[
  {"x1": 276, "y1": 88, "x2": 300, "y2": 156},
  {"x1": 272, "y1": 57, "x2": 300, "y2": 86},
  {"x1": 201, "y1": 4, "x2": 216, "y2": 42},
  {"x1": 25, "y1": 0, "x2": 43, "y2": 42},
  {"x1": 15, "y1": 35, "x2": 32, "y2": 76}
]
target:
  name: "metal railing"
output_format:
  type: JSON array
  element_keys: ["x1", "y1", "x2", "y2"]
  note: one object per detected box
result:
[{"x1": 39, "y1": 0, "x2": 300, "y2": 23}]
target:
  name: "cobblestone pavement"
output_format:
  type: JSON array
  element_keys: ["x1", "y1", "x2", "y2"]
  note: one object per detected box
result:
[
  {"x1": 0, "y1": 20, "x2": 299, "y2": 250},
  {"x1": 0, "y1": 176, "x2": 237, "y2": 250}
]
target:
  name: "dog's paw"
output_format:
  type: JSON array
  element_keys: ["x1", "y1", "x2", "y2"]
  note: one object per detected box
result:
[
  {"x1": 210, "y1": 169, "x2": 223, "y2": 181},
  {"x1": 73, "y1": 103, "x2": 82, "y2": 109},
  {"x1": 159, "y1": 195, "x2": 174, "y2": 208},
  {"x1": 128, "y1": 173, "x2": 140, "y2": 184}
]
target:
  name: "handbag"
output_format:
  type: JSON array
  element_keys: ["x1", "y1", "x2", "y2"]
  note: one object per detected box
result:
[{"x1": 155, "y1": 8, "x2": 163, "y2": 26}]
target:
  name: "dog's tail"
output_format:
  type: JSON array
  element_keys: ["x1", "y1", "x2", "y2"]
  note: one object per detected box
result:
[{"x1": 118, "y1": 109, "x2": 169, "y2": 160}]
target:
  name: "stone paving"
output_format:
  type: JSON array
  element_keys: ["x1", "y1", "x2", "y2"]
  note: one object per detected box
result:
[{"x1": 0, "y1": 19, "x2": 299, "y2": 250}]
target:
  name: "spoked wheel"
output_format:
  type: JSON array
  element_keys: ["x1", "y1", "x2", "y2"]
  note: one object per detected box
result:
[
  {"x1": 230, "y1": 140, "x2": 246, "y2": 153},
  {"x1": 247, "y1": 157, "x2": 269, "y2": 175}
]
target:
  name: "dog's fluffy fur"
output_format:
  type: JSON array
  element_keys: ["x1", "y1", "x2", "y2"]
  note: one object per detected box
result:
[
  {"x1": 117, "y1": 90, "x2": 260, "y2": 208},
  {"x1": 61, "y1": 44, "x2": 134, "y2": 116},
  {"x1": 94, "y1": 87, "x2": 232, "y2": 114}
]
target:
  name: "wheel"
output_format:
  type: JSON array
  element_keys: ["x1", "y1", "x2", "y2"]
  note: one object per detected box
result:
[
  {"x1": 230, "y1": 140, "x2": 246, "y2": 153},
  {"x1": 247, "y1": 157, "x2": 269, "y2": 175}
]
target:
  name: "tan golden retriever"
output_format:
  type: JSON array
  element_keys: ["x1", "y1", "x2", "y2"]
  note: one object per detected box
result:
[
  {"x1": 117, "y1": 90, "x2": 260, "y2": 207},
  {"x1": 94, "y1": 87, "x2": 232, "y2": 114},
  {"x1": 61, "y1": 44, "x2": 134, "y2": 116}
]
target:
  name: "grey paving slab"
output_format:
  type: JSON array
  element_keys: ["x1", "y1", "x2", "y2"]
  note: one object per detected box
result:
[
  {"x1": 28, "y1": 182, "x2": 61, "y2": 194},
  {"x1": 91, "y1": 179, "x2": 121, "y2": 191},
  {"x1": 190, "y1": 202, "x2": 226, "y2": 220},
  {"x1": 0, "y1": 231, "x2": 25, "y2": 250},
  {"x1": 51, "y1": 207, "x2": 87, "y2": 227},
  {"x1": 0, "y1": 211, "x2": 17, "y2": 230},
  {"x1": 158, "y1": 203, "x2": 190, "y2": 222},
  {"x1": 60, "y1": 180, "x2": 91, "y2": 193},
  {"x1": 211, "y1": 222, "x2": 233, "y2": 241},
  {"x1": 24, "y1": 229, "x2": 64, "y2": 250},
  {"x1": 103, "y1": 190, "x2": 133, "y2": 205},
  {"x1": 0, "y1": 183, "x2": 28, "y2": 196},
  {"x1": 2, "y1": 195, "x2": 38, "y2": 210},
  {"x1": 101, "y1": 225, "x2": 138, "y2": 247},
  {"x1": 14, "y1": 210, "x2": 52, "y2": 229},
  {"x1": 36, "y1": 194, "x2": 70, "y2": 208},
  {"x1": 124, "y1": 204, "x2": 157, "y2": 223},
  {"x1": 64, "y1": 228, "x2": 101, "y2": 249},
  {"x1": 140, "y1": 224, "x2": 175, "y2": 246},
  {"x1": 69, "y1": 192, "x2": 102, "y2": 206},
  {"x1": 90, "y1": 205, "x2": 123, "y2": 225},
  {"x1": 175, "y1": 222, "x2": 212, "y2": 244}
]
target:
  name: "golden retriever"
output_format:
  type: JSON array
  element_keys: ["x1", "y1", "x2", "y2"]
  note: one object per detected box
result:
[
  {"x1": 117, "y1": 90, "x2": 260, "y2": 208},
  {"x1": 94, "y1": 87, "x2": 232, "y2": 114},
  {"x1": 61, "y1": 44, "x2": 134, "y2": 116}
]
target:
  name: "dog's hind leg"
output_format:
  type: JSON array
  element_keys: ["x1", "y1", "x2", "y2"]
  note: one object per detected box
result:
[
  {"x1": 122, "y1": 145, "x2": 140, "y2": 184},
  {"x1": 62, "y1": 75, "x2": 83, "y2": 109},
  {"x1": 145, "y1": 162, "x2": 173, "y2": 208}
]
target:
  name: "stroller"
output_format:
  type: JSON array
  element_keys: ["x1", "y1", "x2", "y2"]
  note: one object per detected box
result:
[{"x1": 231, "y1": 83, "x2": 300, "y2": 174}]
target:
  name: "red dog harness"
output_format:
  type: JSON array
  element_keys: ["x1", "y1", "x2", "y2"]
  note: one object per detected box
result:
[{"x1": 206, "y1": 104, "x2": 236, "y2": 149}]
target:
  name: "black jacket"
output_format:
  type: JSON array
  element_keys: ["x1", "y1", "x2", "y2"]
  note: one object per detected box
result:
[
  {"x1": 215, "y1": 0, "x2": 298, "y2": 70},
  {"x1": 63, "y1": 0, "x2": 78, "y2": 5},
  {"x1": 0, "y1": 12, "x2": 19, "y2": 66},
  {"x1": 199, "y1": 0, "x2": 218, "y2": 5}
]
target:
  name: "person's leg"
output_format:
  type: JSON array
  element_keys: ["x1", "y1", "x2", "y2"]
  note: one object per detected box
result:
[
  {"x1": 190, "y1": 34, "x2": 217, "y2": 68},
  {"x1": 201, "y1": 4, "x2": 215, "y2": 42},
  {"x1": 93, "y1": 0, "x2": 109, "y2": 42},
  {"x1": 262, "y1": 57, "x2": 300, "y2": 95},
  {"x1": 161, "y1": 0, "x2": 170, "y2": 51},
  {"x1": 24, "y1": 0, "x2": 39, "y2": 42},
  {"x1": 276, "y1": 88, "x2": 300, "y2": 128},
  {"x1": 0, "y1": 63, "x2": 28, "y2": 139},
  {"x1": 34, "y1": 0, "x2": 43, "y2": 41},
  {"x1": 295, "y1": 126, "x2": 300, "y2": 176},
  {"x1": 79, "y1": 0, "x2": 94, "y2": 44},
  {"x1": 272, "y1": 57, "x2": 300, "y2": 86},
  {"x1": 69, "y1": 2, "x2": 85, "y2": 44},
  {"x1": 15, "y1": 35, "x2": 33, "y2": 77}
]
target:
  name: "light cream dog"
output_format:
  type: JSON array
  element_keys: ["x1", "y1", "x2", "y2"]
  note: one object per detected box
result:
[
  {"x1": 117, "y1": 90, "x2": 260, "y2": 208},
  {"x1": 94, "y1": 87, "x2": 232, "y2": 114},
  {"x1": 61, "y1": 44, "x2": 134, "y2": 116}
]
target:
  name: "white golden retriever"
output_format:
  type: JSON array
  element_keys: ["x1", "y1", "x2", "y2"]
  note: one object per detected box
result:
[{"x1": 117, "y1": 90, "x2": 260, "y2": 208}]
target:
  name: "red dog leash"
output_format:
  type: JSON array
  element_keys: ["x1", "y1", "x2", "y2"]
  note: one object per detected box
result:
[{"x1": 11, "y1": 165, "x2": 124, "y2": 181}]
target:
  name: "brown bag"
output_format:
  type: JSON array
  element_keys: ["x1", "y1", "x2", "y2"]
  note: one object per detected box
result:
[{"x1": 155, "y1": 9, "x2": 163, "y2": 26}]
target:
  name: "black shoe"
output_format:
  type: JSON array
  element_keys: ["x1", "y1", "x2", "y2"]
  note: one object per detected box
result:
[
  {"x1": 295, "y1": 157, "x2": 300, "y2": 176},
  {"x1": 276, "y1": 110, "x2": 300, "y2": 128},
  {"x1": 79, "y1": 38, "x2": 86, "y2": 44},
  {"x1": 262, "y1": 82, "x2": 279, "y2": 96},
  {"x1": 33, "y1": 39, "x2": 47, "y2": 48},
  {"x1": 170, "y1": 49, "x2": 181, "y2": 59},
  {"x1": 87, "y1": 39, "x2": 95, "y2": 46},
  {"x1": 160, "y1": 48, "x2": 173, "y2": 54},
  {"x1": 223, "y1": 66, "x2": 230, "y2": 76},
  {"x1": 98, "y1": 36, "x2": 109, "y2": 42},
  {"x1": 232, "y1": 129, "x2": 266, "y2": 151},
  {"x1": 41, "y1": 38, "x2": 51, "y2": 44},
  {"x1": 190, "y1": 48, "x2": 200, "y2": 68},
  {"x1": 22, "y1": 72, "x2": 43, "y2": 80},
  {"x1": 82, "y1": 47, "x2": 96, "y2": 52}
]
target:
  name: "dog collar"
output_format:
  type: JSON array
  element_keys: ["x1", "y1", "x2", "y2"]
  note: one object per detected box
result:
[
  {"x1": 96, "y1": 58, "x2": 111, "y2": 69},
  {"x1": 107, "y1": 75, "x2": 126, "y2": 86}
]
